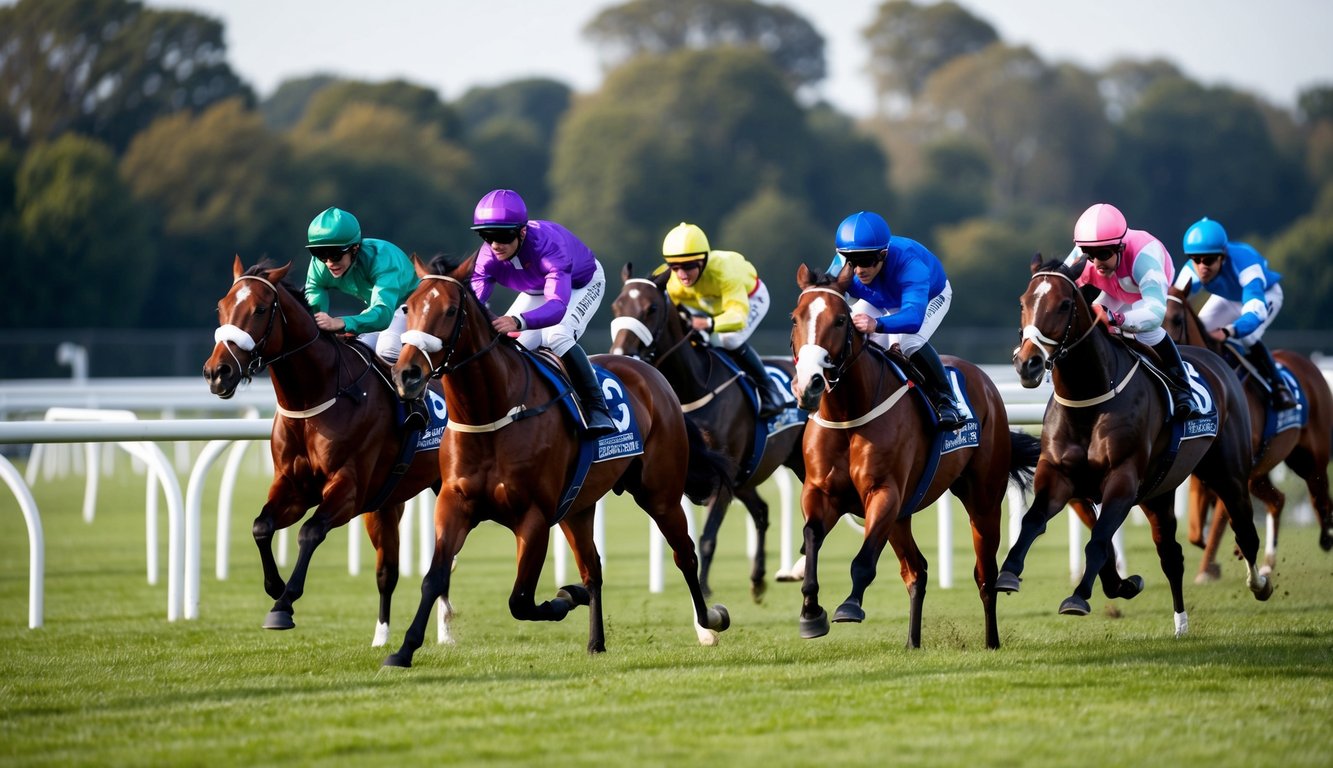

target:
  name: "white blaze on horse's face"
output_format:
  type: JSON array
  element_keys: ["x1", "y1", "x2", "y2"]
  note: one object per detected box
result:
[
  {"x1": 235, "y1": 283, "x2": 252, "y2": 304},
  {"x1": 792, "y1": 295, "x2": 836, "y2": 395}
]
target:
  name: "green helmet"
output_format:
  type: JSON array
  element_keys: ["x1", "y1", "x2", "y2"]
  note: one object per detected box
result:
[{"x1": 307, "y1": 207, "x2": 362, "y2": 248}]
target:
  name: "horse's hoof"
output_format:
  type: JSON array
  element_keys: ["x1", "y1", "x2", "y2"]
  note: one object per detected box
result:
[
  {"x1": 263, "y1": 610, "x2": 295, "y2": 630},
  {"x1": 1194, "y1": 564, "x2": 1222, "y2": 584},
  {"x1": 1118, "y1": 575, "x2": 1144, "y2": 600},
  {"x1": 708, "y1": 604, "x2": 730, "y2": 632},
  {"x1": 556, "y1": 584, "x2": 591, "y2": 606},
  {"x1": 382, "y1": 652, "x2": 412, "y2": 668},
  {"x1": 775, "y1": 555, "x2": 806, "y2": 582},
  {"x1": 371, "y1": 621, "x2": 390, "y2": 648},
  {"x1": 833, "y1": 600, "x2": 865, "y2": 623},
  {"x1": 799, "y1": 608, "x2": 829, "y2": 639},
  {"x1": 750, "y1": 580, "x2": 767, "y2": 603},
  {"x1": 1058, "y1": 595, "x2": 1091, "y2": 616},
  {"x1": 1250, "y1": 575, "x2": 1274, "y2": 602},
  {"x1": 995, "y1": 571, "x2": 1022, "y2": 593}
]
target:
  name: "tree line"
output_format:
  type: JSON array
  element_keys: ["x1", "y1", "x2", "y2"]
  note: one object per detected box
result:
[{"x1": 3, "y1": 0, "x2": 1331, "y2": 358}]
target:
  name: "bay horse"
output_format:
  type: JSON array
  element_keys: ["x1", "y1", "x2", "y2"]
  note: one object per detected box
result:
[
  {"x1": 789, "y1": 264, "x2": 1040, "y2": 649},
  {"x1": 1164, "y1": 283, "x2": 1333, "y2": 580},
  {"x1": 609, "y1": 263, "x2": 805, "y2": 602},
  {"x1": 1003, "y1": 254, "x2": 1273, "y2": 636},
  {"x1": 383, "y1": 253, "x2": 731, "y2": 668},
  {"x1": 204, "y1": 256, "x2": 443, "y2": 646}
]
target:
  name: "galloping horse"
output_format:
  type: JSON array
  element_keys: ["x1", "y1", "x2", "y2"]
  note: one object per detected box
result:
[
  {"x1": 610, "y1": 263, "x2": 805, "y2": 601},
  {"x1": 1164, "y1": 283, "x2": 1333, "y2": 580},
  {"x1": 204, "y1": 257, "x2": 443, "y2": 646},
  {"x1": 383, "y1": 253, "x2": 731, "y2": 668},
  {"x1": 1003, "y1": 255, "x2": 1272, "y2": 635},
  {"x1": 789, "y1": 264, "x2": 1040, "y2": 649}
]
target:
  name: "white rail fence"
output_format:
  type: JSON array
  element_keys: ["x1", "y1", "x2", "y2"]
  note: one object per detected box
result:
[{"x1": 4, "y1": 363, "x2": 1329, "y2": 629}]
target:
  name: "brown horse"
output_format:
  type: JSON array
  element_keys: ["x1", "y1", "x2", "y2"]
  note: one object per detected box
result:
[
  {"x1": 788, "y1": 264, "x2": 1039, "y2": 649},
  {"x1": 383, "y1": 253, "x2": 731, "y2": 668},
  {"x1": 1164, "y1": 284, "x2": 1333, "y2": 580},
  {"x1": 609, "y1": 263, "x2": 805, "y2": 602},
  {"x1": 1003, "y1": 255, "x2": 1272, "y2": 636},
  {"x1": 203, "y1": 256, "x2": 442, "y2": 646}
]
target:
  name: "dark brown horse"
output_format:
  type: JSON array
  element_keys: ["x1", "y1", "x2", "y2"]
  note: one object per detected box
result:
[
  {"x1": 204, "y1": 257, "x2": 445, "y2": 646},
  {"x1": 1002, "y1": 255, "x2": 1272, "y2": 636},
  {"x1": 788, "y1": 264, "x2": 1039, "y2": 649},
  {"x1": 384, "y1": 253, "x2": 731, "y2": 668},
  {"x1": 1164, "y1": 284, "x2": 1333, "y2": 580},
  {"x1": 609, "y1": 263, "x2": 805, "y2": 602}
]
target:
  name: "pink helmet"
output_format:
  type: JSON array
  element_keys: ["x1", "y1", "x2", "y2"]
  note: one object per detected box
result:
[{"x1": 1072, "y1": 203, "x2": 1127, "y2": 247}]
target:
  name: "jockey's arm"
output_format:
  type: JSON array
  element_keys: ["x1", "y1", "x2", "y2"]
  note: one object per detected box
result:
[{"x1": 1119, "y1": 242, "x2": 1171, "y2": 334}]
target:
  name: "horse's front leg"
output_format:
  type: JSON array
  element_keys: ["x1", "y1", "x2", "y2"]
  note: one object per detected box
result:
[
  {"x1": 833, "y1": 485, "x2": 901, "y2": 627},
  {"x1": 736, "y1": 487, "x2": 770, "y2": 603},
  {"x1": 997, "y1": 460, "x2": 1074, "y2": 592},
  {"x1": 264, "y1": 476, "x2": 358, "y2": 630},
  {"x1": 364, "y1": 502, "x2": 402, "y2": 647},
  {"x1": 384, "y1": 497, "x2": 470, "y2": 669},
  {"x1": 1063, "y1": 471, "x2": 1140, "y2": 616},
  {"x1": 252, "y1": 477, "x2": 304, "y2": 611},
  {"x1": 507, "y1": 510, "x2": 574, "y2": 623},
  {"x1": 798, "y1": 488, "x2": 837, "y2": 639}
]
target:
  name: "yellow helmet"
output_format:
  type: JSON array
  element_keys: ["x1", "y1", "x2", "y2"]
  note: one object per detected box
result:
[{"x1": 662, "y1": 222, "x2": 711, "y2": 264}]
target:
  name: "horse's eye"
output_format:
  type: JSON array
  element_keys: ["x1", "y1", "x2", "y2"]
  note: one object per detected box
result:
[
  {"x1": 834, "y1": 315, "x2": 846, "y2": 327},
  {"x1": 445, "y1": 306, "x2": 458, "y2": 317},
  {"x1": 254, "y1": 305, "x2": 267, "y2": 315},
  {"x1": 1059, "y1": 299, "x2": 1072, "y2": 313},
  {"x1": 646, "y1": 304, "x2": 656, "y2": 315}
]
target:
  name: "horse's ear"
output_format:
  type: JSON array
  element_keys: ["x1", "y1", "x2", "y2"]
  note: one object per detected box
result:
[
  {"x1": 1029, "y1": 253, "x2": 1043, "y2": 275},
  {"x1": 796, "y1": 263, "x2": 812, "y2": 289},
  {"x1": 412, "y1": 252, "x2": 430, "y2": 278},
  {"x1": 232, "y1": 254, "x2": 245, "y2": 280},
  {"x1": 454, "y1": 252, "x2": 478, "y2": 280},
  {"x1": 1068, "y1": 254, "x2": 1089, "y2": 278},
  {"x1": 269, "y1": 262, "x2": 291, "y2": 282},
  {"x1": 621, "y1": 262, "x2": 632, "y2": 283},
  {"x1": 651, "y1": 265, "x2": 671, "y2": 291},
  {"x1": 834, "y1": 262, "x2": 854, "y2": 293}
]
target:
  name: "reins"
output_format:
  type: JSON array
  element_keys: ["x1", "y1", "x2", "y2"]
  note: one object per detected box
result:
[{"x1": 1025, "y1": 270, "x2": 1139, "y2": 409}]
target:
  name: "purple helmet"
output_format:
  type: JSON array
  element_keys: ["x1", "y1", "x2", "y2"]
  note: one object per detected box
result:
[{"x1": 472, "y1": 189, "x2": 528, "y2": 230}]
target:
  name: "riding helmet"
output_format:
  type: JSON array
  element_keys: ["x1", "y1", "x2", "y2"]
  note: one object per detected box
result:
[
  {"x1": 1182, "y1": 217, "x2": 1229, "y2": 255},
  {"x1": 1072, "y1": 203, "x2": 1127, "y2": 247},
  {"x1": 834, "y1": 211, "x2": 891, "y2": 254},
  {"x1": 307, "y1": 207, "x2": 362, "y2": 248},
  {"x1": 472, "y1": 189, "x2": 528, "y2": 230}
]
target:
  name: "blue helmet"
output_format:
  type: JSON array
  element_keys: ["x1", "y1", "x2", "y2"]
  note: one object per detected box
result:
[
  {"x1": 835, "y1": 211, "x2": 891, "y2": 254},
  {"x1": 1183, "y1": 217, "x2": 1228, "y2": 255}
]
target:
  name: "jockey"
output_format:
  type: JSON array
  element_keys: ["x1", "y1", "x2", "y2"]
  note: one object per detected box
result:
[
  {"x1": 470, "y1": 188, "x2": 615, "y2": 437},
  {"x1": 828, "y1": 211, "x2": 966, "y2": 431},
  {"x1": 1176, "y1": 216, "x2": 1296, "y2": 410},
  {"x1": 304, "y1": 206, "x2": 428, "y2": 430},
  {"x1": 1066, "y1": 202, "x2": 1200, "y2": 420},
  {"x1": 658, "y1": 222, "x2": 785, "y2": 419}
]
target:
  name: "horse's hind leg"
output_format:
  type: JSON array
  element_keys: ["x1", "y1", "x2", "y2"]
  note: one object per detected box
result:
[
  {"x1": 640, "y1": 491, "x2": 730, "y2": 645},
  {"x1": 695, "y1": 488, "x2": 734, "y2": 600},
  {"x1": 736, "y1": 486, "x2": 770, "y2": 603},
  {"x1": 1139, "y1": 494, "x2": 1188, "y2": 636},
  {"x1": 1195, "y1": 457, "x2": 1273, "y2": 601},
  {"x1": 558, "y1": 509, "x2": 605, "y2": 654},
  {"x1": 1281, "y1": 443, "x2": 1333, "y2": 551},
  {"x1": 1249, "y1": 472, "x2": 1285, "y2": 573},
  {"x1": 364, "y1": 503, "x2": 402, "y2": 647}
]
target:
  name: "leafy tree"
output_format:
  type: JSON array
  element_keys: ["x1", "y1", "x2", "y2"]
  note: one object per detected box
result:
[
  {"x1": 0, "y1": 0, "x2": 252, "y2": 152},
  {"x1": 1297, "y1": 84, "x2": 1333, "y2": 124},
  {"x1": 9, "y1": 134, "x2": 155, "y2": 328},
  {"x1": 862, "y1": 0, "x2": 998, "y2": 116},
  {"x1": 121, "y1": 98, "x2": 295, "y2": 325},
  {"x1": 549, "y1": 48, "x2": 813, "y2": 262},
  {"x1": 455, "y1": 79, "x2": 574, "y2": 214},
  {"x1": 260, "y1": 75, "x2": 337, "y2": 131},
  {"x1": 1097, "y1": 58, "x2": 1188, "y2": 122},
  {"x1": 583, "y1": 0, "x2": 826, "y2": 89},
  {"x1": 455, "y1": 78, "x2": 572, "y2": 144},
  {"x1": 295, "y1": 79, "x2": 460, "y2": 141},
  {"x1": 896, "y1": 136, "x2": 991, "y2": 239},
  {"x1": 1262, "y1": 187, "x2": 1333, "y2": 330},
  {"x1": 800, "y1": 105, "x2": 895, "y2": 228}
]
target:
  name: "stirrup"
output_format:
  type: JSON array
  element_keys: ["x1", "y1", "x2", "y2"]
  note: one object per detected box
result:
[
  {"x1": 582, "y1": 406, "x2": 616, "y2": 438},
  {"x1": 935, "y1": 401, "x2": 966, "y2": 431}
]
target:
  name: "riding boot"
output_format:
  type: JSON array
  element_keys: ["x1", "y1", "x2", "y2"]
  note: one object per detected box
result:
[
  {"x1": 561, "y1": 345, "x2": 616, "y2": 438},
  {"x1": 728, "y1": 342, "x2": 785, "y2": 419},
  {"x1": 403, "y1": 396, "x2": 430, "y2": 431},
  {"x1": 1245, "y1": 341, "x2": 1297, "y2": 411},
  {"x1": 909, "y1": 344, "x2": 967, "y2": 431},
  {"x1": 1151, "y1": 336, "x2": 1202, "y2": 420}
]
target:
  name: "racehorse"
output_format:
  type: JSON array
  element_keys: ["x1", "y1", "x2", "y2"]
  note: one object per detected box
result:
[
  {"x1": 609, "y1": 263, "x2": 805, "y2": 602},
  {"x1": 1164, "y1": 283, "x2": 1333, "y2": 580},
  {"x1": 1002, "y1": 255, "x2": 1272, "y2": 636},
  {"x1": 383, "y1": 253, "x2": 731, "y2": 668},
  {"x1": 789, "y1": 264, "x2": 1040, "y2": 649},
  {"x1": 204, "y1": 256, "x2": 443, "y2": 646}
]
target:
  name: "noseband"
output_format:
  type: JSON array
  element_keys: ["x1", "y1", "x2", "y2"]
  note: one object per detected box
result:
[
  {"x1": 214, "y1": 274, "x2": 318, "y2": 378},
  {"x1": 1022, "y1": 270, "x2": 1099, "y2": 370},
  {"x1": 399, "y1": 274, "x2": 504, "y2": 377},
  {"x1": 609, "y1": 278, "x2": 698, "y2": 367}
]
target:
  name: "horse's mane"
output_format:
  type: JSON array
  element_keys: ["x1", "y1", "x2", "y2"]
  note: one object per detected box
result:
[
  {"x1": 1034, "y1": 257, "x2": 1101, "y2": 305},
  {"x1": 802, "y1": 265, "x2": 840, "y2": 288},
  {"x1": 423, "y1": 250, "x2": 498, "y2": 323},
  {"x1": 243, "y1": 262, "x2": 315, "y2": 314}
]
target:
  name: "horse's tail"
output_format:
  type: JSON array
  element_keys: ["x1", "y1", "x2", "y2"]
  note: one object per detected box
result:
[
  {"x1": 683, "y1": 418, "x2": 737, "y2": 505},
  {"x1": 1007, "y1": 429, "x2": 1041, "y2": 496}
]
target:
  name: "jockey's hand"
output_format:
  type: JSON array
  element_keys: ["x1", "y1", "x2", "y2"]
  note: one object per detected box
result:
[
  {"x1": 314, "y1": 312, "x2": 346, "y2": 332},
  {"x1": 1092, "y1": 305, "x2": 1124, "y2": 330},
  {"x1": 1208, "y1": 328, "x2": 1229, "y2": 343},
  {"x1": 851, "y1": 313, "x2": 878, "y2": 334},
  {"x1": 491, "y1": 315, "x2": 520, "y2": 335},
  {"x1": 690, "y1": 315, "x2": 713, "y2": 332}
]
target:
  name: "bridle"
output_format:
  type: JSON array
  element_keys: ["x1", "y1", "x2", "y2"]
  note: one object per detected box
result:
[
  {"x1": 1020, "y1": 270, "x2": 1099, "y2": 371},
  {"x1": 609, "y1": 278, "x2": 698, "y2": 368},
  {"x1": 792, "y1": 286, "x2": 864, "y2": 391},
  {"x1": 399, "y1": 274, "x2": 506, "y2": 378},
  {"x1": 213, "y1": 274, "x2": 320, "y2": 379}
]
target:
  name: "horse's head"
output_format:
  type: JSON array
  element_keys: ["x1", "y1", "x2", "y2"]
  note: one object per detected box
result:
[
  {"x1": 204, "y1": 255, "x2": 294, "y2": 398},
  {"x1": 1014, "y1": 253, "x2": 1097, "y2": 388},
  {"x1": 394, "y1": 252, "x2": 482, "y2": 400},
  {"x1": 609, "y1": 262, "x2": 682, "y2": 360},
  {"x1": 1164, "y1": 283, "x2": 1207, "y2": 347},
  {"x1": 790, "y1": 262, "x2": 856, "y2": 410}
]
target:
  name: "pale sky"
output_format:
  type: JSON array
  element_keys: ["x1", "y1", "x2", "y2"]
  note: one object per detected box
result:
[{"x1": 138, "y1": 0, "x2": 1331, "y2": 117}]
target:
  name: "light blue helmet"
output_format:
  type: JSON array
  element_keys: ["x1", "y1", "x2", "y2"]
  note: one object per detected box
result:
[
  {"x1": 835, "y1": 211, "x2": 891, "y2": 254},
  {"x1": 1183, "y1": 217, "x2": 1228, "y2": 255}
]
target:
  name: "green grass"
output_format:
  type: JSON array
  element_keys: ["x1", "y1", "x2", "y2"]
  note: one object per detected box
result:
[{"x1": 2, "y1": 451, "x2": 1332, "y2": 767}]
